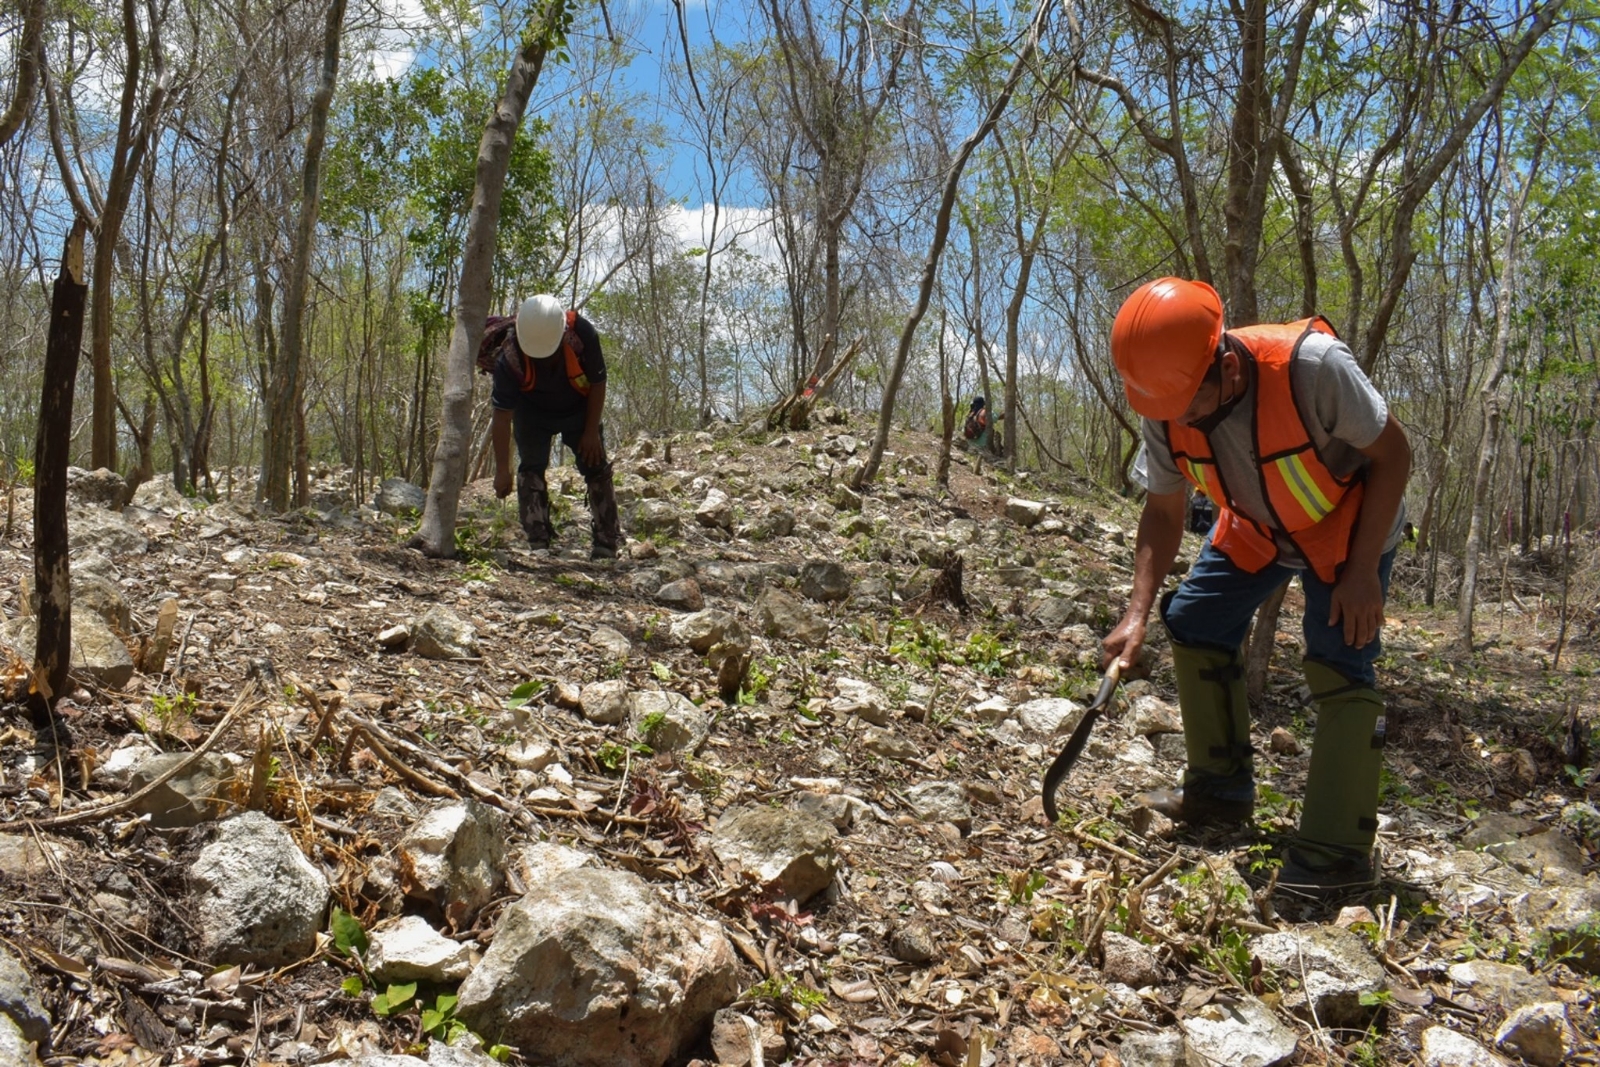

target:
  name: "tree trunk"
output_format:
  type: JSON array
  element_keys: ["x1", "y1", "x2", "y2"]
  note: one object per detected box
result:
[
  {"x1": 1244, "y1": 580, "x2": 1289, "y2": 703},
  {"x1": 412, "y1": 1, "x2": 572, "y2": 556},
  {"x1": 0, "y1": 0, "x2": 42, "y2": 150},
  {"x1": 863, "y1": 0, "x2": 1049, "y2": 483},
  {"x1": 31, "y1": 221, "x2": 88, "y2": 719},
  {"x1": 262, "y1": 0, "x2": 347, "y2": 510},
  {"x1": 1459, "y1": 139, "x2": 1543, "y2": 653},
  {"x1": 89, "y1": 0, "x2": 168, "y2": 472}
]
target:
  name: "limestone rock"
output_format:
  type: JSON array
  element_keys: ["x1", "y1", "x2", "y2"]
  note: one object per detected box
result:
[
  {"x1": 1100, "y1": 931, "x2": 1164, "y2": 989},
  {"x1": 629, "y1": 690, "x2": 710, "y2": 753},
  {"x1": 695, "y1": 488, "x2": 734, "y2": 529},
  {"x1": 1421, "y1": 1026, "x2": 1508, "y2": 1067},
  {"x1": 755, "y1": 587, "x2": 829, "y2": 645},
  {"x1": 670, "y1": 609, "x2": 747, "y2": 654},
  {"x1": 1004, "y1": 497, "x2": 1047, "y2": 527},
  {"x1": 397, "y1": 800, "x2": 506, "y2": 929},
  {"x1": 0, "y1": 1015, "x2": 40, "y2": 1067},
  {"x1": 189, "y1": 811, "x2": 330, "y2": 966},
  {"x1": 68, "y1": 505, "x2": 148, "y2": 556},
  {"x1": 1249, "y1": 926, "x2": 1385, "y2": 1030},
  {"x1": 455, "y1": 868, "x2": 739, "y2": 1067},
  {"x1": 829, "y1": 677, "x2": 890, "y2": 726},
  {"x1": 365, "y1": 916, "x2": 473, "y2": 983},
  {"x1": 904, "y1": 782, "x2": 972, "y2": 832},
  {"x1": 1179, "y1": 993, "x2": 1297, "y2": 1067},
  {"x1": 655, "y1": 578, "x2": 705, "y2": 611},
  {"x1": 66, "y1": 466, "x2": 126, "y2": 507},
  {"x1": 633, "y1": 500, "x2": 682, "y2": 537},
  {"x1": 1494, "y1": 1001, "x2": 1572, "y2": 1067},
  {"x1": 126, "y1": 751, "x2": 236, "y2": 828},
  {"x1": 0, "y1": 943, "x2": 50, "y2": 1050},
  {"x1": 1015, "y1": 696, "x2": 1082, "y2": 735},
  {"x1": 412, "y1": 605, "x2": 479, "y2": 660},
  {"x1": 1446, "y1": 960, "x2": 1554, "y2": 1012},
  {"x1": 1, "y1": 610, "x2": 135, "y2": 690},
  {"x1": 580, "y1": 680, "x2": 630, "y2": 724},
  {"x1": 798, "y1": 560, "x2": 850, "y2": 602},
  {"x1": 373, "y1": 478, "x2": 425, "y2": 515},
  {"x1": 711, "y1": 804, "x2": 838, "y2": 903}
]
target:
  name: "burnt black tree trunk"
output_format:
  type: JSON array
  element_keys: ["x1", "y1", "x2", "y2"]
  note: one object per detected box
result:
[{"x1": 32, "y1": 221, "x2": 88, "y2": 718}]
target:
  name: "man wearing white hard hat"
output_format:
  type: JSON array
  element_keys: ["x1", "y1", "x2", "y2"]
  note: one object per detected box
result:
[{"x1": 478, "y1": 294, "x2": 621, "y2": 559}]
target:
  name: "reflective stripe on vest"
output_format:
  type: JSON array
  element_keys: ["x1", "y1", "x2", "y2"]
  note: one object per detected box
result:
[
  {"x1": 519, "y1": 309, "x2": 591, "y2": 396},
  {"x1": 1166, "y1": 317, "x2": 1363, "y2": 584}
]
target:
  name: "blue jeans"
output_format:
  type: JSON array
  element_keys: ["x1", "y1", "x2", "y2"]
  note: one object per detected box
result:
[{"x1": 1161, "y1": 541, "x2": 1396, "y2": 686}]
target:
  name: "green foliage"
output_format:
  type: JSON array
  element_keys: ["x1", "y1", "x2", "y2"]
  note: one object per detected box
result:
[
  {"x1": 330, "y1": 908, "x2": 369, "y2": 958},
  {"x1": 370, "y1": 980, "x2": 417, "y2": 1016},
  {"x1": 745, "y1": 973, "x2": 826, "y2": 1012},
  {"x1": 506, "y1": 680, "x2": 545, "y2": 711}
]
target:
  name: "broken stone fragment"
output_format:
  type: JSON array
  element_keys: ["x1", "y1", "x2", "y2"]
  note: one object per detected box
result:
[
  {"x1": 397, "y1": 799, "x2": 506, "y2": 929},
  {"x1": 364, "y1": 915, "x2": 472, "y2": 983},
  {"x1": 455, "y1": 868, "x2": 738, "y2": 1067},
  {"x1": 189, "y1": 811, "x2": 330, "y2": 966},
  {"x1": 710, "y1": 804, "x2": 838, "y2": 904}
]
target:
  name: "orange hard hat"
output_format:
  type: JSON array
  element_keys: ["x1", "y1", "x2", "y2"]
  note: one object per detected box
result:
[{"x1": 1111, "y1": 277, "x2": 1224, "y2": 420}]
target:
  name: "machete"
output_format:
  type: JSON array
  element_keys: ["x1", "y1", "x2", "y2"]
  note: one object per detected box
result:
[{"x1": 1041, "y1": 659, "x2": 1123, "y2": 826}]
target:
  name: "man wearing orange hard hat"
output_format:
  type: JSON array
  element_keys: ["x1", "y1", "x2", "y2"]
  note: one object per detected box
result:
[{"x1": 1101, "y1": 277, "x2": 1411, "y2": 897}]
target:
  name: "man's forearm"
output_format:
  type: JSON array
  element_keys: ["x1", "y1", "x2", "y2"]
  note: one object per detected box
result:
[
  {"x1": 1126, "y1": 494, "x2": 1186, "y2": 621},
  {"x1": 491, "y1": 410, "x2": 513, "y2": 472}
]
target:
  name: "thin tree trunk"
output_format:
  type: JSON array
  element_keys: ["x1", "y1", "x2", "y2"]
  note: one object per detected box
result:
[
  {"x1": 262, "y1": 0, "x2": 347, "y2": 509},
  {"x1": 1459, "y1": 139, "x2": 1544, "y2": 653},
  {"x1": 864, "y1": 0, "x2": 1049, "y2": 482},
  {"x1": 412, "y1": 1, "x2": 571, "y2": 556},
  {"x1": 31, "y1": 221, "x2": 88, "y2": 719},
  {"x1": 0, "y1": 0, "x2": 43, "y2": 150}
]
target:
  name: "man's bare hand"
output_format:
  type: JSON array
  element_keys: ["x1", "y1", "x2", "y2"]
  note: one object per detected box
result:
[
  {"x1": 494, "y1": 468, "x2": 512, "y2": 499},
  {"x1": 1101, "y1": 613, "x2": 1147, "y2": 673},
  {"x1": 578, "y1": 430, "x2": 605, "y2": 470},
  {"x1": 1329, "y1": 568, "x2": 1384, "y2": 648}
]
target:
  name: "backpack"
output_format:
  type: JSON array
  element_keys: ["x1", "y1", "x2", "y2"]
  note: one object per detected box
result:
[
  {"x1": 962, "y1": 410, "x2": 985, "y2": 440},
  {"x1": 476, "y1": 315, "x2": 517, "y2": 375}
]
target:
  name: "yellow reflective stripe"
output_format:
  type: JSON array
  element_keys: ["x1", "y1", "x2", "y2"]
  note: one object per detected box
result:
[
  {"x1": 1183, "y1": 459, "x2": 1213, "y2": 498},
  {"x1": 1276, "y1": 454, "x2": 1334, "y2": 520}
]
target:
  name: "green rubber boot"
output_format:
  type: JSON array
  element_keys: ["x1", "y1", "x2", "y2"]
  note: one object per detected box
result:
[
  {"x1": 1289, "y1": 660, "x2": 1385, "y2": 880},
  {"x1": 1134, "y1": 641, "x2": 1254, "y2": 824}
]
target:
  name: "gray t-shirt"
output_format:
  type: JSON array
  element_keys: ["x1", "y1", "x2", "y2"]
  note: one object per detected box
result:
[{"x1": 1132, "y1": 331, "x2": 1405, "y2": 566}]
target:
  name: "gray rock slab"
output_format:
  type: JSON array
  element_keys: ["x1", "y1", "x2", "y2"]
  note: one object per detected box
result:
[
  {"x1": 1494, "y1": 1001, "x2": 1572, "y2": 1067},
  {"x1": 1179, "y1": 993, "x2": 1297, "y2": 1067},
  {"x1": 755, "y1": 588, "x2": 828, "y2": 645},
  {"x1": 0, "y1": 943, "x2": 50, "y2": 1049},
  {"x1": 397, "y1": 799, "x2": 506, "y2": 929},
  {"x1": 1100, "y1": 931, "x2": 1165, "y2": 989},
  {"x1": 365, "y1": 916, "x2": 473, "y2": 983},
  {"x1": 904, "y1": 781, "x2": 972, "y2": 832},
  {"x1": 1250, "y1": 926, "x2": 1385, "y2": 1030},
  {"x1": 1421, "y1": 1026, "x2": 1509, "y2": 1067},
  {"x1": 189, "y1": 811, "x2": 330, "y2": 966},
  {"x1": 0, "y1": 1014, "x2": 40, "y2": 1067},
  {"x1": 412, "y1": 605, "x2": 479, "y2": 660},
  {"x1": 127, "y1": 751, "x2": 235, "y2": 828},
  {"x1": 629, "y1": 690, "x2": 709, "y2": 753},
  {"x1": 711, "y1": 804, "x2": 838, "y2": 903},
  {"x1": 1446, "y1": 960, "x2": 1554, "y2": 1012},
  {"x1": 456, "y1": 868, "x2": 739, "y2": 1067}
]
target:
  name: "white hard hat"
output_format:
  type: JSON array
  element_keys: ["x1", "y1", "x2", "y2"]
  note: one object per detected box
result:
[{"x1": 516, "y1": 294, "x2": 565, "y2": 358}]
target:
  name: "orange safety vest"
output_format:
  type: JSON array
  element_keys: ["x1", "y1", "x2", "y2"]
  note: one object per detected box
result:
[
  {"x1": 1165, "y1": 317, "x2": 1364, "y2": 584},
  {"x1": 517, "y1": 309, "x2": 591, "y2": 396}
]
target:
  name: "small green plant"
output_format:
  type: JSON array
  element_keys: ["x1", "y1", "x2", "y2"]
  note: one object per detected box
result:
[
  {"x1": 143, "y1": 691, "x2": 199, "y2": 734},
  {"x1": 745, "y1": 973, "x2": 827, "y2": 1013},
  {"x1": 462, "y1": 558, "x2": 497, "y2": 583},
  {"x1": 506, "y1": 680, "x2": 545, "y2": 711},
  {"x1": 960, "y1": 630, "x2": 1012, "y2": 677},
  {"x1": 638, "y1": 710, "x2": 668, "y2": 742},
  {"x1": 596, "y1": 740, "x2": 651, "y2": 771},
  {"x1": 1565, "y1": 764, "x2": 1594, "y2": 789},
  {"x1": 651, "y1": 660, "x2": 673, "y2": 683},
  {"x1": 996, "y1": 869, "x2": 1047, "y2": 905}
]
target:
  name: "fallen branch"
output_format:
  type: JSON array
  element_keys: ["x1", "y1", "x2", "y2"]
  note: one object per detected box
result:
[{"x1": 17, "y1": 684, "x2": 259, "y2": 829}]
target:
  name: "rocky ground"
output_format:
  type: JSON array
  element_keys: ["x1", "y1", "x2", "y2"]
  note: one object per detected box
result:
[{"x1": 0, "y1": 410, "x2": 1597, "y2": 1067}]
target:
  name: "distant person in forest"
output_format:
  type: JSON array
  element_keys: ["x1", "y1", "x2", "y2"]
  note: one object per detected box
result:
[
  {"x1": 478, "y1": 294, "x2": 621, "y2": 559},
  {"x1": 962, "y1": 396, "x2": 1003, "y2": 455},
  {"x1": 1098, "y1": 277, "x2": 1410, "y2": 897}
]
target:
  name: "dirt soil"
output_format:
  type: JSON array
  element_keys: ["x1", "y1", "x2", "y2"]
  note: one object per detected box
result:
[{"x1": 1, "y1": 412, "x2": 1597, "y2": 1066}]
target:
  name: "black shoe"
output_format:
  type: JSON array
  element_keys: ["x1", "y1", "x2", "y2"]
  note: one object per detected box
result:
[
  {"x1": 1276, "y1": 848, "x2": 1378, "y2": 897},
  {"x1": 590, "y1": 545, "x2": 617, "y2": 561},
  {"x1": 1133, "y1": 786, "x2": 1254, "y2": 827}
]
